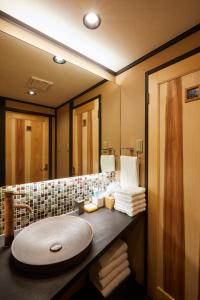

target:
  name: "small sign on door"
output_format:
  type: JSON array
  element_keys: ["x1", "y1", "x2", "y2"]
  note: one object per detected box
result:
[{"x1": 185, "y1": 85, "x2": 200, "y2": 102}]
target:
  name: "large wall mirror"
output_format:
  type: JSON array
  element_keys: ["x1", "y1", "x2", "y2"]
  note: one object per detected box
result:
[{"x1": 0, "y1": 31, "x2": 121, "y2": 186}]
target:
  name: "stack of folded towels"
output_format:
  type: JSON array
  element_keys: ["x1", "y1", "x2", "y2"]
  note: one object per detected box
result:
[
  {"x1": 114, "y1": 186, "x2": 146, "y2": 217},
  {"x1": 89, "y1": 239, "x2": 131, "y2": 297}
]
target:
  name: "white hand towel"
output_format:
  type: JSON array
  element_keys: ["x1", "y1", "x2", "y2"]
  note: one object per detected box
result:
[
  {"x1": 114, "y1": 205, "x2": 146, "y2": 217},
  {"x1": 120, "y1": 156, "x2": 139, "y2": 188},
  {"x1": 115, "y1": 186, "x2": 145, "y2": 196},
  {"x1": 100, "y1": 155, "x2": 115, "y2": 172},
  {"x1": 115, "y1": 202, "x2": 146, "y2": 213},
  {"x1": 101, "y1": 267, "x2": 131, "y2": 297},
  {"x1": 115, "y1": 199, "x2": 146, "y2": 209},
  {"x1": 98, "y1": 239, "x2": 128, "y2": 268},
  {"x1": 98, "y1": 252, "x2": 128, "y2": 279},
  {"x1": 114, "y1": 193, "x2": 146, "y2": 202}
]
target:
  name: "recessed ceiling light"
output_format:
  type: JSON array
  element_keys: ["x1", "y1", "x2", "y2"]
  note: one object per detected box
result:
[
  {"x1": 27, "y1": 89, "x2": 37, "y2": 96},
  {"x1": 53, "y1": 55, "x2": 66, "y2": 64},
  {"x1": 83, "y1": 12, "x2": 101, "y2": 29}
]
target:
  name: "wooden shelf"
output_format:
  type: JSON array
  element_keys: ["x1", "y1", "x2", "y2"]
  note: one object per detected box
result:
[{"x1": 71, "y1": 274, "x2": 150, "y2": 300}]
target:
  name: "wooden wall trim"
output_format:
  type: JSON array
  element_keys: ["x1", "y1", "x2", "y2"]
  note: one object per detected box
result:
[
  {"x1": 0, "y1": 98, "x2": 6, "y2": 186},
  {"x1": 2, "y1": 96, "x2": 55, "y2": 109}
]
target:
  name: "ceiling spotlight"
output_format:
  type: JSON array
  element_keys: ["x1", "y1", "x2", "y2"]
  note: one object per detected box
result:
[
  {"x1": 53, "y1": 55, "x2": 66, "y2": 64},
  {"x1": 83, "y1": 12, "x2": 101, "y2": 29},
  {"x1": 27, "y1": 89, "x2": 37, "y2": 96}
]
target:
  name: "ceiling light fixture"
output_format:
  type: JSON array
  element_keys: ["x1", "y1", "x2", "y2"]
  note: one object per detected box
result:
[
  {"x1": 83, "y1": 12, "x2": 101, "y2": 29},
  {"x1": 27, "y1": 89, "x2": 37, "y2": 96},
  {"x1": 53, "y1": 55, "x2": 66, "y2": 64}
]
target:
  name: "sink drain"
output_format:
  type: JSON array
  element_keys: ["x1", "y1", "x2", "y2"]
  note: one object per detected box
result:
[{"x1": 50, "y1": 243, "x2": 62, "y2": 252}]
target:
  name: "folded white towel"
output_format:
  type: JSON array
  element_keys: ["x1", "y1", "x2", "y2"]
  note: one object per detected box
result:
[
  {"x1": 100, "y1": 155, "x2": 115, "y2": 172},
  {"x1": 101, "y1": 267, "x2": 131, "y2": 297},
  {"x1": 115, "y1": 202, "x2": 146, "y2": 213},
  {"x1": 98, "y1": 252, "x2": 128, "y2": 279},
  {"x1": 90, "y1": 259, "x2": 129, "y2": 290},
  {"x1": 114, "y1": 205, "x2": 146, "y2": 217},
  {"x1": 120, "y1": 156, "x2": 139, "y2": 188},
  {"x1": 115, "y1": 186, "x2": 145, "y2": 196},
  {"x1": 98, "y1": 239, "x2": 128, "y2": 268},
  {"x1": 115, "y1": 199, "x2": 146, "y2": 210},
  {"x1": 114, "y1": 193, "x2": 146, "y2": 202}
]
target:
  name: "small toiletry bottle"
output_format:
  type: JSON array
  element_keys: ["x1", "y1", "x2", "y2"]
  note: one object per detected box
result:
[{"x1": 74, "y1": 199, "x2": 84, "y2": 215}]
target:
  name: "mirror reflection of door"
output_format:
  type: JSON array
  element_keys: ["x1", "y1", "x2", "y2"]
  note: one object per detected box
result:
[
  {"x1": 6, "y1": 112, "x2": 49, "y2": 185},
  {"x1": 73, "y1": 98, "x2": 100, "y2": 176}
]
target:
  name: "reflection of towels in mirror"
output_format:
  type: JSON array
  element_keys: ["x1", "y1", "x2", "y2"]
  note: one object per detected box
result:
[
  {"x1": 100, "y1": 155, "x2": 115, "y2": 172},
  {"x1": 120, "y1": 156, "x2": 139, "y2": 188}
]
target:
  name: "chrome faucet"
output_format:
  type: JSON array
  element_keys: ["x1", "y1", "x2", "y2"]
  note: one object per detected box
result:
[{"x1": 3, "y1": 191, "x2": 33, "y2": 247}]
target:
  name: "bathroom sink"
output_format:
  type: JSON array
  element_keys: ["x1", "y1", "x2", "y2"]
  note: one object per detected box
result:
[{"x1": 11, "y1": 215, "x2": 93, "y2": 274}]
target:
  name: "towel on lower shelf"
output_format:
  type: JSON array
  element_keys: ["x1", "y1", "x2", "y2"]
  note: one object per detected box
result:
[
  {"x1": 98, "y1": 252, "x2": 128, "y2": 279},
  {"x1": 98, "y1": 239, "x2": 128, "y2": 268},
  {"x1": 89, "y1": 239, "x2": 130, "y2": 297},
  {"x1": 100, "y1": 267, "x2": 131, "y2": 297}
]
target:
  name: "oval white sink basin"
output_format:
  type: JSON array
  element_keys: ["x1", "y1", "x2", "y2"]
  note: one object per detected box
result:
[{"x1": 11, "y1": 215, "x2": 93, "y2": 274}]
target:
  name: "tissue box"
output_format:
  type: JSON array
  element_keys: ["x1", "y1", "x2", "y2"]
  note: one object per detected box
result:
[{"x1": 92, "y1": 196, "x2": 104, "y2": 208}]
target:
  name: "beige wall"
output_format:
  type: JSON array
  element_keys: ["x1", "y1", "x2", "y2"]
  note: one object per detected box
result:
[
  {"x1": 116, "y1": 30, "x2": 200, "y2": 186},
  {"x1": 56, "y1": 104, "x2": 70, "y2": 178}
]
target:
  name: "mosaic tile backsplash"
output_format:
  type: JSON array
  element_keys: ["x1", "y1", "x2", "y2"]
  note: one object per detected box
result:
[{"x1": 0, "y1": 172, "x2": 115, "y2": 235}]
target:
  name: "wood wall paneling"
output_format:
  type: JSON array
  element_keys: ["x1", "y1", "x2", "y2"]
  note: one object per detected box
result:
[
  {"x1": 56, "y1": 104, "x2": 69, "y2": 178},
  {"x1": 163, "y1": 78, "x2": 185, "y2": 300},
  {"x1": 15, "y1": 119, "x2": 25, "y2": 184}
]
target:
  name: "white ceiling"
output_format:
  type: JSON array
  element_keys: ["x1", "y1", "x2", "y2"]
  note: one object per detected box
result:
[
  {"x1": 0, "y1": 0, "x2": 200, "y2": 72},
  {"x1": 0, "y1": 32, "x2": 103, "y2": 107}
]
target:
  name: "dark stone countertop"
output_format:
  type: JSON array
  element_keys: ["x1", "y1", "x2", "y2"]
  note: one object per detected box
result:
[{"x1": 0, "y1": 208, "x2": 143, "y2": 300}]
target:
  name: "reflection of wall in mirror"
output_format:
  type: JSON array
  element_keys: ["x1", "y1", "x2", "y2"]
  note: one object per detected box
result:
[{"x1": 56, "y1": 81, "x2": 121, "y2": 178}]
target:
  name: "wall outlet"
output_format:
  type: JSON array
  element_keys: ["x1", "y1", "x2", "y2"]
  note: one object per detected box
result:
[{"x1": 136, "y1": 139, "x2": 143, "y2": 153}]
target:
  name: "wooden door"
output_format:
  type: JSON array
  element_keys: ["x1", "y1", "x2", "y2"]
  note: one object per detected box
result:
[
  {"x1": 6, "y1": 112, "x2": 49, "y2": 185},
  {"x1": 73, "y1": 99, "x2": 99, "y2": 176},
  {"x1": 148, "y1": 53, "x2": 200, "y2": 300}
]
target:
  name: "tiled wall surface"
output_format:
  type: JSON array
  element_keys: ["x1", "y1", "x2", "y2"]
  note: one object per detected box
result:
[{"x1": 0, "y1": 172, "x2": 115, "y2": 234}]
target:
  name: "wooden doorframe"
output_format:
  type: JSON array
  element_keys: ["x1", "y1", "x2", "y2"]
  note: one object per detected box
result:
[
  {"x1": 0, "y1": 99, "x2": 6, "y2": 186},
  {"x1": 69, "y1": 94, "x2": 101, "y2": 176},
  {"x1": 144, "y1": 46, "x2": 200, "y2": 293},
  {"x1": 0, "y1": 99, "x2": 54, "y2": 186}
]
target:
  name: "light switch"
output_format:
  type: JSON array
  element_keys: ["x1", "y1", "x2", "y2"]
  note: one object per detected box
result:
[{"x1": 136, "y1": 139, "x2": 143, "y2": 153}]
